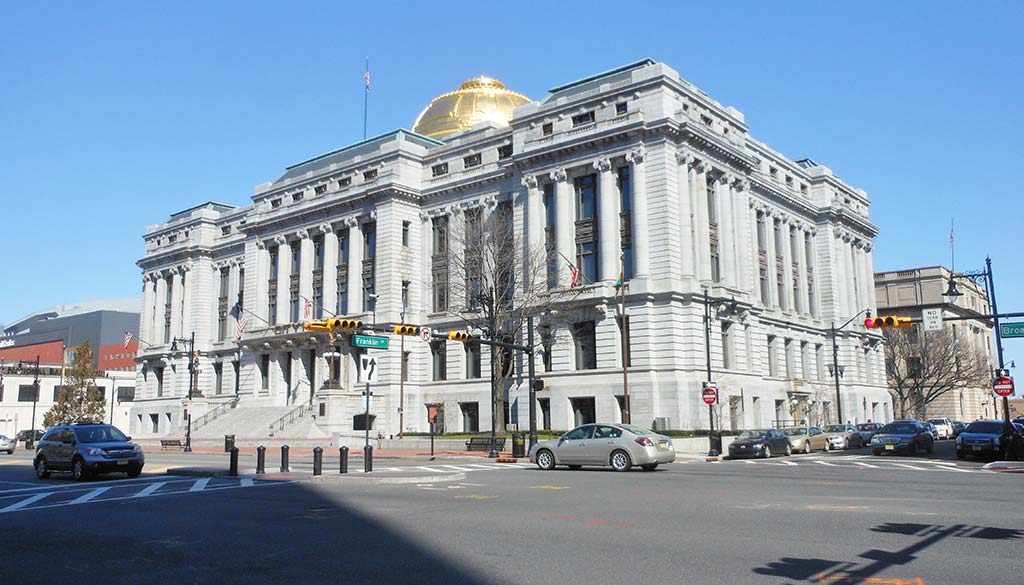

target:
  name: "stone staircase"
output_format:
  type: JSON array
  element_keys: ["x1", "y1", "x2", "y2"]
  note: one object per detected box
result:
[{"x1": 192, "y1": 405, "x2": 323, "y2": 439}]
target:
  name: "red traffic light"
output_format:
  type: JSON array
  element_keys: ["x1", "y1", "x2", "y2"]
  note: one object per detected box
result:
[{"x1": 865, "y1": 318, "x2": 877, "y2": 329}]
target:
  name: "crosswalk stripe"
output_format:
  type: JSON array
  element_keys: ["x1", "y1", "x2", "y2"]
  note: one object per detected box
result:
[
  {"x1": 466, "y1": 464, "x2": 495, "y2": 469},
  {"x1": 777, "y1": 460, "x2": 797, "y2": 466},
  {"x1": 415, "y1": 466, "x2": 446, "y2": 473},
  {"x1": 815, "y1": 461, "x2": 839, "y2": 467},
  {"x1": 1, "y1": 493, "x2": 49, "y2": 513},
  {"x1": 853, "y1": 462, "x2": 880, "y2": 469},
  {"x1": 189, "y1": 478, "x2": 211, "y2": 492},
  {"x1": 933, "y1": 465, "x2": 973, "y2": 473},
  {"x1": 891, "y1": 463, "x2": 926, "y2": 471},
  {"x1": 70, "y1": 487, "x2": 111, "y2": 504},
  {"x1": 240, "y1": 478, "x2": 254, "y2": 487},
  {"x1": 134, "y1": 482, "x2": 166, "y2": 497},
  {"x1": 441, "y1": 465, "x2": 474, "y2": 471}
]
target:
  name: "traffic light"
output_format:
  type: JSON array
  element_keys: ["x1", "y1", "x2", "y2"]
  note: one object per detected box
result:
[
  {"x1": 448, "y1": 331, "x2": 471, "y2": 343},
  {"x1": 303, "y1": 319, "x2": 333, "y2": 332},
  {"x1": 393, "y1": 324, "x2": 421, "y2": 336},
  {"x1": 864, "y1": 316, "x2": 913, "y2": 329},
  {"x1": 326, "y1": 318, "x2": 364, "y2": 331}
]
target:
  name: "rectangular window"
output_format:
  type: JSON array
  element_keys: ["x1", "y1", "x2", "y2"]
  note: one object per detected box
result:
[
  {"x1": 218, "y1": 267, "x2": 229, "y2": 341},
  {"x1": 363, "y1": 169, "x2": 377, "y2": 181},
  {"x1": 815, "y1": 344, "x2": 825, "y2": 381},
  {"x1": 463, "y1": 153, "x2": 481, "y2": 168},
  {"x1": 618, "y1": 166, "x2": 634, "y2": 280},
  {"x1": 163, "y1": 278, "x2": 173, "y2": 344},
  {"x1": 790, "y1": 229, "x2": 801, "y2": 313},
  {"x1": 237, "y1": 268, "x2": 245, "y2": 313},
  {"x1": 543, "y1": 183, "x2": 558, "y2": 288},
  {"x1": 268, "y1": 246, "x2": 279, "y2": 326},
  {"x1": 431, "y1": 163, "x2": 448, "y2": 177},
  {"x1": 260, "y1": 355, "x2": 270, "y2": 390},
  {"x1": 805, "y1": 235, "x2": 816, "y2": 317},
  {"x1": 571, "y1": 111, "x2": 595, "y2": 127},
  {"x1": 784, "y1": 339, "x2": 794, "y2": 378},
  {"x1": 221, "y1": 225, "x2": 232, "y2": 236},
  {"x1": 466, "y1": 342, "x2": 482, "y2": 379},
  {"x1": 574, "y1": 174, "x2": 598, "y2": 283},
  {"x1": 214, "y1": 362, "x2": 224, "y2": 394},
  {"x1": 363, "y1": 222, "x2": 376, "y2": 313},
  {"x1": 615, "y1": 102, "x2": 628, "y2": 116},
  {"x1": 402, "y1": 221, "x2": 410, "y2": 247},
  {"x1": 116, "y1": 387, "x2": 135, "y2": 402},
  {"x1": 314, "y1": 235, "x2": 325, "y2": 270},
  {"x1": 155, "y1": 366, "x2": 165, "y2": 397},
  {"x1": 538, "y1": 398, "x2": 551, "y2": 430},
  {"x1": 18, "y1": 384, "x2": 38, "y2": 402},
  {"x1": 542, "y1": 122, "x2": 553, "y2": 136},
  {"x1": 431, "y1": 341, "x2": 447, "y2": 381},
  {"x1": 573, "y1": 321, "x2": 597, "y2": 370},
  {"x1": 52, "y1": 385, "x2": 62, "y2": 402},
  {"x1": 432, "y1": 216, "x2": 449, "y2": 312},
  {"x1": 540, "y1": 326, "x2": 553, "y2": 372},
  {"x1": 314, "y1": 184, "x2": 327, "y2": 195},
  {"x1": 339, "y1": 176, "x2": 351, "y2": 188},
  {"x1": 721, "y1": 322, "x2": 733, "y2": 369},
  {"x1": 757, "y1": 212, "x2": 769, "y2": 303},
  {"x1": 707, "y1": 180, "x2": 720, "y2": 283},
  {"x1": 801, "y1": 341, "x2": 810, "y2": 380},
  {"x1": 460, "y1": 402, "x2": 479, "y2": 433},
  {"x1": 271, "y1": 198, "x2": 282, "y2": 208},
  {"x1": 497, "y1": 144, "x2": 513, "y2": 159},
  {"x1": 767, "y1": 336, "x2": 778, "y2": 377},
  {"x1": 292, "y1": 191, "x2": 304, "y2": 202}
]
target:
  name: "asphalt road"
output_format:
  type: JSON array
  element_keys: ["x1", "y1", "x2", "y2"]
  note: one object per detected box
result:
[{"x1": 1, "y1": 441, "x2": 1020, "y2": 585}]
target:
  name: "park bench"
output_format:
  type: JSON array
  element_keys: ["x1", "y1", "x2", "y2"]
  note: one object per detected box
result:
[
  {"x1": 160, "y1": 439, "x2": 185, "y2": 451},
  {"x1": 465, "y1": 436, "x2": 506, "y2": 452}
]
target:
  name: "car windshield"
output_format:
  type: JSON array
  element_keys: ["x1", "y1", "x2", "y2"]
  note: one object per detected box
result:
[
  {"x1": 74, "y1": 426, "x2": 128, "y2": 443},
  {"x1": 736, "y1": 430, "x2": 770, "y2": 440},
  {"x1": 856, "y1": 424, "x2": 877, "y2": 431},
  {"x1": 965, "y1": 422, "x2": 1004, "y2": 434},
  {"x1": 619, "y1": 424, "x2": 655, "y2": 436},
  {"x1": 782, "y1": 428, "x2": 807, "y2": 436},
  {"x1": 825, "y1": 425, "x2": 847, "y2": 433},
  {"x1": 880, "y1": 423, "x2": 917, "y2": 435},
  {"x1": 928, "y1": 419, "x2": 946, "y2": 425}
]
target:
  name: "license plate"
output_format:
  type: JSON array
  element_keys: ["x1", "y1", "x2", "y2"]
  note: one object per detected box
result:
[
  {"x1": 658, "y1": 441, "x2": 668, "y2": 449},
  {"x1": 885, "y1": 445, "x2": 894, "y2": 450},
  {"x1": 117, "y1": 459, "x2": 129, "y2": 465},
  {"x1": 972, "y1": 446, "x2": 982, "y2": 451}
]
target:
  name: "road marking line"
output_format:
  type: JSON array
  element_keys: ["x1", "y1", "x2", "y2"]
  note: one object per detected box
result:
[
  {"x1": 933, "y1": 465, "x2": 973, "y2": 473},
  {"x1": 415, "y1": 466, "x2": 448, "y2": 473},
  {"x1": 70, "y1": 487, "x2": 111, "y2": 504},
  {"x1": 240, "y1": 478, "x2": 254, "y2": 487},
  {"x1": 441, "y1": 465, "x2": 474, "y2": 471},
  {"x1": 815, "y1": 461, "x2": 839, "y2": 467},
  {"x1": 189, "y1": 478, "x2": 211, "y2": 492},
  {"x1": 0, "y1": 480, "x2": 43, "y2": 487},
  {"x1": 777, "y1": 460, "x2": 797, "y2": 466},
  {"x1": 530, "y1": 485, "x2": 570, "y2": 490},
  {"x1": 930, "y1": 461, "x2": 956, "y2": 466},
  {"x1": 891, "y1": 463, "x2": 926, "y2": 470},
  {"x1": 0, "y1": 460, "x2": 31, "y2": 466},
  {"x1": 466, "y1": 464, "x2": 495, "y2": 469},
  {"x1": 453, "y1": 494, "x2": 494, "y2": 500},
  {"x1": 0, "y1": 492, "x2": 50, "y2": 513},
  {"x1": 134, "y1": 482, "x2": 167, "y2": 498},
  {"x1": 853, "y1": 462, "x2": 880, "y2": 469}
]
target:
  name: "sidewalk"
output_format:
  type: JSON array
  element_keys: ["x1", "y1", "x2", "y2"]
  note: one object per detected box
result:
[{"x1": 175, "y1": 445, "x2": 519, "y2": 459}]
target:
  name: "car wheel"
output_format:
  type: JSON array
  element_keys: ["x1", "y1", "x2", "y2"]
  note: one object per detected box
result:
[
  {"x1": 6, "y1": 450, "x2": 12, "y2": 455},
  {"x1": 567, "y1": 465, "x2": 582, "y2": 470},
  {"x1": 536, "y1": 449, "x2": 556, "y2": 471},
  {"x1": 823, "y1": 441, "x2": 830, "y2": 452},
  {"x1": 803, "y1": 441, "x2": 811, "y2": 454},
  {"x1": 34, "y1": 457, "x2": 50, "y2": 479},
  {"x1": 127, "y1": 465, "x2": 143, "y2": 478},
  {"x1": 872, "y1": 449, "x2": 882, "y2": 456},
  {"x1": 640, "y1": 464, "x2": 658, "y2": 471},
  {"x1": 784, "y1": 443, "x2": 792, "y2": 456},
  {"x1": 761, "y1": 446, "x2": 772, "y2": 459},
  {"x1": 610, "y1": 450, "x2": 632, "y2": 472},
  {"x1": 71, "y1": 457, "x2": 89, "y2": 481}
]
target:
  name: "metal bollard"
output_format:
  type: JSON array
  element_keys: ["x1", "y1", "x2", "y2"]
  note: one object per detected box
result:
[
  {"x1": 229, "y1": 447, "x2": 239, "y2": 477},
  {"x1": 313, "y1": 446, "x2": 323, "y2": 476},
  {"x1": 256, "y1": 446, "x2": 266, "y2": 475},
  {"x1": 339, "y1": 446, "x2": 349, "y2": 474},
  {"x1": 280, "y1": 445, "x2": 290, "y2": 473},
  {"x1": 364, "y1": 445, "x2": 373, "y2": 473}
]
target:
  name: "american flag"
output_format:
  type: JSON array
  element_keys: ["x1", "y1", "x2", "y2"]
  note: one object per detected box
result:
[
  {"x1": 236, "y1": 316, "x2": 248, "y2": 340},
  {"x1": 569, "y1": 262, "x2": 581, "y2": 288},
  {"x1": 364, "y1": 69, "x2": 371, "y2": 92},
  {"x1": 123, "y1": 331, "x2": 133, "y2": 351},
  {"x1": 303, "y1": 298, "x2": 313, "y2": 319}
]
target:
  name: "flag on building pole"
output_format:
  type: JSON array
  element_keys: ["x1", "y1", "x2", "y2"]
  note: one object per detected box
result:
[
  {"x1": 236, "y1": 316, "x2": 248, "y2": 340},
  {"x1": 123, "y1": 331, "x2": 133, "y2": 351},
  {"x1": 569, "y1": 261, "x2": 581, "y2": 288},
  {"x1": 303, "y1": 298, "x2": 313, "y2": 320},
  {"x1": 614, "y1": 272, "x2": 624, "y2": 291},
  {"x1": 363, "y1": 57, "x2": 370, "y2": 140}
]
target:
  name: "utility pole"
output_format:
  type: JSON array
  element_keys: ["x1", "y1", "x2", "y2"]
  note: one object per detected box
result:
[
  {"x1": 29, "y1": 356, "x2": 40, "y2": 449},
  {"x1": 620, "y1": 253, "x2": 630, "y2": 424},
  {"x1": 527, "y1": 317, "x2": 537, "y2": 449},
  {"x1": 704, "y1": 289, "x2": 717, "y2": 456}
]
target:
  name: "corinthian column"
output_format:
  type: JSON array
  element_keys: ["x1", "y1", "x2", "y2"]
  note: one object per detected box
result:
[
  {"x1": 551, "y1": 168, "x2": 573, "y2": 286},
  {"x1": 715, "y1": 172, "x2": 736, "y2": 288},
  {"x1": 692, "y1": 159, "x2": 711, "y2": 282},
  {"x1": 627, "y1": 148, "x2": 649, "y2": 277},
  {"x1": 676, "y1": 153, "x2": 695, "y2": 278},
  {"x1": 347, "y1": 218, "x2": 364, "y2": 314},
  {"x1": 522, "y1": 175, "x2": 543, "y2": 285},
  {"x1": 594, "y1": 158, "x2": 618, "y2": 281}
]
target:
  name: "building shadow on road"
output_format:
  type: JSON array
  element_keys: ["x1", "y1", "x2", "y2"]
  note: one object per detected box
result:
[{"x1": 752, "y1": 522, "x2": 1023, "y2": 584}]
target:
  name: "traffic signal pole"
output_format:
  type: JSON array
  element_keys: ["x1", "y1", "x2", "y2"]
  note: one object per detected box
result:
[{"x1": 704, "y1": 289, "x2": 716, "y2": 457}]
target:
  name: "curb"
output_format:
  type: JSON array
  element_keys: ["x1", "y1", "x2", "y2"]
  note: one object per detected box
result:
[
  {"x1": 982, "y1": 461, "x2": 1024, "y2": 473},
  {"x1": 310, "y1": 472, "x2": 466, "y2": 485},
  {"x1": 165, "y1": 467, "x2": 234, "y2": 478}
]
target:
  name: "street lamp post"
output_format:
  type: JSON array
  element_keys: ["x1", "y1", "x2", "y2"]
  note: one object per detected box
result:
[
  {"x1": 170, "y1": 332, "x2": 196, "y2": 453},
  {"x1": 830, "y1": 309, "x2": 872, "y2": 425},
  {"x1": 703, "y1": 289, "x2": 716, "y2": 456},
  {"x1": 29, "y1": 356, "x2": 40, "y2": 449}
]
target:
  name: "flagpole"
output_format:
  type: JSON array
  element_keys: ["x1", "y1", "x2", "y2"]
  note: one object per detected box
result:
[
  {"x1": 950, "y1": 217, "x2": 955, "y2": 273},
  {"x1": 363, "y1": 57, "x2": 369, "y2": 141}
]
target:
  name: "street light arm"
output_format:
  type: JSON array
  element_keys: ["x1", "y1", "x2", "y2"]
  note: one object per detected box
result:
[{"x1": 837, "y1": 308, "x2": 872, "y2": 332}]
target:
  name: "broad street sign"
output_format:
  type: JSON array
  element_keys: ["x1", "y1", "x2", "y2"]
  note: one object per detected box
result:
[
  {"x1": 993, "y1": 376, "x2": 1014, "y2": 397},
  {"x1": 923, "y1": 308, "x2": 943, "y2": 332},
  {"x1": 1000, "y1": 322, "x2": 1024, "y2": 338},
  {"x1": 352, "y1": 334, "x2": 389, "y2": 350},
  {"x1": 359, "y1": 355, "x2": 380, "y2": 383}
]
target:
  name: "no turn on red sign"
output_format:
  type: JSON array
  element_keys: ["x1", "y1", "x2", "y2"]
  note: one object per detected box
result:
[{"x1": 993, "y1": 376, "x2": 1014, "y2": 397}]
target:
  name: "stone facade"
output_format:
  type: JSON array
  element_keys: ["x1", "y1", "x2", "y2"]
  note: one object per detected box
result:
[
  {"x1": 875, "y1": 266, "x2": 997, "y2": 421},
  {"x1": 132, "y1": 60, "x2": 890, "y2": 439}
]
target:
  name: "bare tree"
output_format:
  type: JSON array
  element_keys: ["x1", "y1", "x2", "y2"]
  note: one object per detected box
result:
[
  {"x1": 440, "y1": 199, "x2": 580, "y2": 431},
  {"x1": 884, "y1": 328, "x2": 989, "y2": 419}
]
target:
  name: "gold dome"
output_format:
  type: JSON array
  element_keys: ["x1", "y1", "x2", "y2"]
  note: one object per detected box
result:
[{"x1": 413, "y1": 76, "x2": 531, "y2": 140}]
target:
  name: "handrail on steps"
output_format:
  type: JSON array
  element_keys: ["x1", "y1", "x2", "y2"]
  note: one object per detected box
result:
[
  {"x1": 192, "y1": 398, "x2": 239, "y2": 431},
  {"x1": 268, "y1": 403, "x2": 314, "y2": 437}
]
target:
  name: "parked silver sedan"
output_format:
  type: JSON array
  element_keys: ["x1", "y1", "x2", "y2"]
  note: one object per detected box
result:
[
  {"x1": 782, "y1": 427, "x2": 830, "y2": 453},
  {"x1": 0, "y1": 435, "x2": 15, "y2": 454},
  {"x1": 823, "y1": 424, "x2": 864, "y2": 449},
  {"x1": 529, "y1": 423, "x2": 675, "y2": 472}
]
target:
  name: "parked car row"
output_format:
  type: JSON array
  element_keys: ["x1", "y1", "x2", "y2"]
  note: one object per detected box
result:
[{"x1": 955, "y1": 419, "x2": 1024, "y2": 460}]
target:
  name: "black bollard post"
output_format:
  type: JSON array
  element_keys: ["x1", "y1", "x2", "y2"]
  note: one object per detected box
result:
[
  {"x1": 256, "y1": 445, "x2": 266, "y2": 475},
  {"x1": 229, "y1": 447, "x2": 239, "y2": 477},
  {"x1": 313, "y1": 446, "x2": 323, "y2": 476},
  {"x1": 339, "y1": 446, "x2": 349, "y2": 474},
  {"x1": 364, "y1": 445, "x2": 373, "y2": 473},
  {"x1": 280, "y1": 445, "x2": 290, "y2": 473}
]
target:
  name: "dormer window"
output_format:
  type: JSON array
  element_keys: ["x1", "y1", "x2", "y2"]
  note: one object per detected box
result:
[
  {"x1": 769, "y1": 167, "x2": 778, "y2": 178},
  {"x1": 701, "y1": 114, "x2": 713, "y2": 126},
  {"x1": 339, "y1": 177, "x2": 351, "y2": 188},
  {"x1": 572, "y1": 111, "x2": 595, "y2": 127},
  {"x1": 432, "y1": 163, "x2": 449, "y2": 177},
  {"x1": 542, "y1": 122, "x2": 553, "y2": 136},
  {"x1": 615, "y1": 102, "x2": 628, "y2": 116},
  {"x1": 785, "y1": 176, "x2": 794, "y2": 186},
  {"x1": 314, "y1": 184, "x2": 327, "y2": 195},
  {"x1": 168, "y1": 234, "x2": 177, "y2": 244},
  {"x1": 183, "y1": 230, "x2": 189, "y2": 238},
  {"x1": 800, "y1": 184, "x2": 808, "y2": 194},
  {"x1": 497, "y1": 144, "x2": 513, "y2": 159},
  {"x1": 292, "y1": 191, "x2": 304, "y2": 202},
  {"x1": 222, "y1": 226, "x2": 232, "y2": 236},
  {"x1": 363, "y1": 169, "x2": 377, "y2": 181},
  {"x1": 463, "y1": 154, "x2": 481, "y2": 169},
  {"x1": 271, "y1": 198, "x2": 282, "y2": 208}
]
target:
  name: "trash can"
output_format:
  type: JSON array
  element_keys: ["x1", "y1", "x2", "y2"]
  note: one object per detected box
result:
[
  {"x1": 708, "y1": 433, "x2": 722, "y2": 456},
  {"x1": 511, "y1": 433, "x2": 526, "y2": 458},
  {"x1": 224, "y1": 434, "x2": 236, "y2": 453}
]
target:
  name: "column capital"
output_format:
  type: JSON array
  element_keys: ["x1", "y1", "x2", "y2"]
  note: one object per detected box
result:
[
  {"x1": 256, "y1": 239, "x2": 267, "y2": 250},
  {"x1": 343, "y1": 216, "x2": 359, "y2": 228},
  {"x1": 296, "y1": 228, "x2": 309, "y2": 240},
  {"x1": 676, "y1": 150, "x2": 694, "y2": 166},
  {"x1": 273, "y1": 234, "x2": 288, "y2": 246},
  {"x1": 626, "y1": 146, "x2": 645, "y2": 165},
  {"x1": 318, "y1": 223, "x2": 333, "y2": 234},
  {"x1": 592, "y1": 158, "x2": 612, "y2": 173},
  {"x1": 549, "y1": 168, "x2": 567, "y2": 183},
  {"x1": 731, "y1": 177, "x2": 748, "y2": 191},
  {"x1": 863, "y1": 242, "x2": 873, "y2": 252},
  {"x1": 690, "y1": 157, "x2": 707, "y2": 173},
  {"x1": 521, "y1": 175, "x2": 538, "y2": 190},
  {"x1": 714, "y1": 170, "x2": 732, "y2": 185}
]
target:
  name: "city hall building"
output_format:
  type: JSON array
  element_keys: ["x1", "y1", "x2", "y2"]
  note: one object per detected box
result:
[{"x1": 133, "y1": 59, "x2": 890, "y2": 441}]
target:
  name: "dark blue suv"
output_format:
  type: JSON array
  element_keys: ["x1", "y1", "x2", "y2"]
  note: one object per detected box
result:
[{"x1": 34, "y1": 423, "x2": 145, "y2": 481}]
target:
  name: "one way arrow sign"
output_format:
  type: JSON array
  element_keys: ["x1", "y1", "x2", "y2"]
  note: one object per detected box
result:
[{"x1": 359, "y1": 356, "x2": 379, "y2": 383}]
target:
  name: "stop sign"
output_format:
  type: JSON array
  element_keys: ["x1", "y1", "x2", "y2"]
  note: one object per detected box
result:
[
  {"x1": 702, "y1": 387, "x2": 718, "y2": 405},
  {"x1": 993, "y1": 376, "x2": 1014, "y2": 397}
]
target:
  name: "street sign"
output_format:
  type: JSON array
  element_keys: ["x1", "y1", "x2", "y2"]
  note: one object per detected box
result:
[
  {"x1": 352, "y1": 334, "x2": 389, "y2": 350},
  {"x1": 359, "y1": 356, "x2": 379, "y2": 383},
  {"x1": 995, "y1": 368, "x2": 1010, "y2": 378},
  {"x1": 420, "y1": 326, "x2": 432, "y2": 343},
  {"x1": 702, "y1": 387, "x2": 718, "y2": 405},
  {"x1": 993, "y1": 376, "x2": 1014, "y2": 397},
  {"x1": 923, "y1": 308, "x2": 943, "y2": 332},
  {"x1": 1000, "y1": 322, "x2": 1024, "y2": 338}
]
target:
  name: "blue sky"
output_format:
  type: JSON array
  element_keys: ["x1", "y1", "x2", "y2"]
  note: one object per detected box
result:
[{"x1": 2, "y1": 1, "x2": 1022, "y2": 370}]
